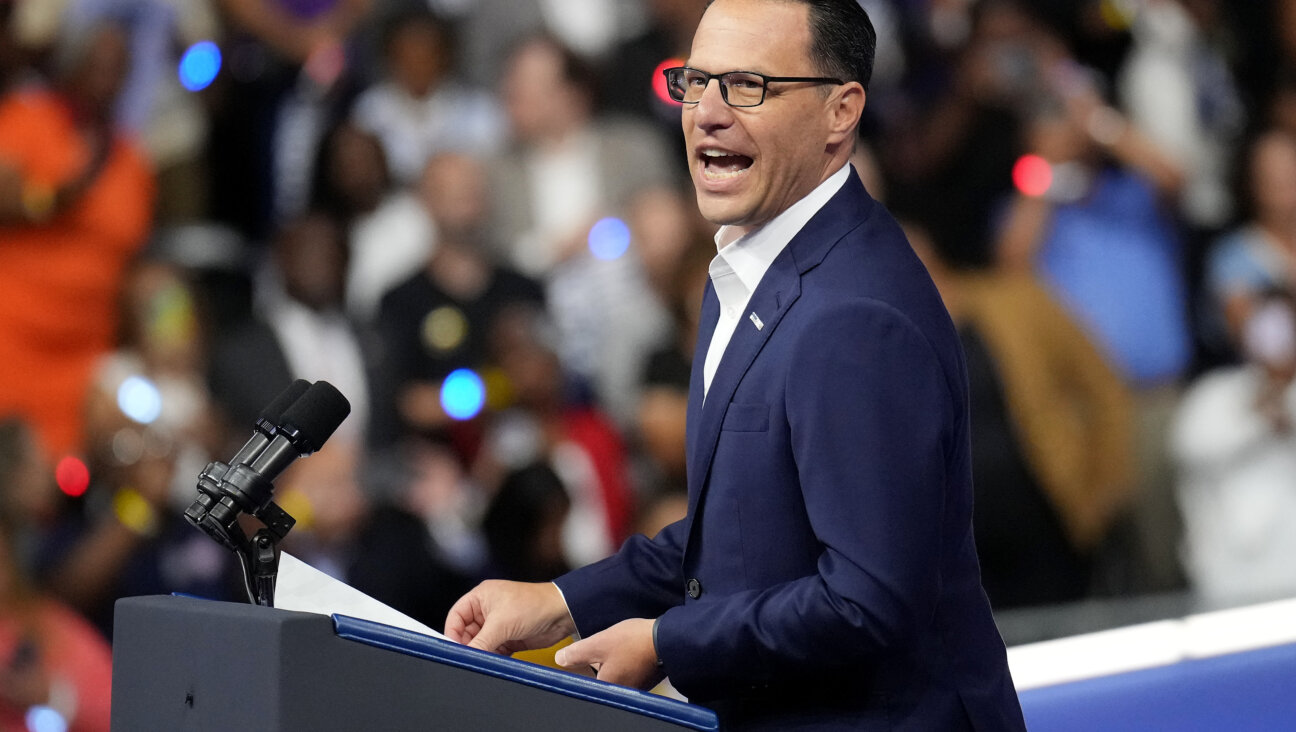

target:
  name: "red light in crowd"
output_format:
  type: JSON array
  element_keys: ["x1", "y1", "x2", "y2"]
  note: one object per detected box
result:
[
  {"x1": 55, "y1": 455, "x2": 90, "y2": 497},
  {"x1": 1013, "y1": 154, "x2": 1053, "y2": 198},
  {"x1": 653, "y1": 58, "x2": 685, "y2": 106}
]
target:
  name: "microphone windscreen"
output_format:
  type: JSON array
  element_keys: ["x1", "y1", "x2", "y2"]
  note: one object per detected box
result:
[
  {"x1": 281, "y1": 381, "x2": 351, "y2": 451},
  {"x1": 259, "y1": 379, "x2": 311, "y2": 425}
]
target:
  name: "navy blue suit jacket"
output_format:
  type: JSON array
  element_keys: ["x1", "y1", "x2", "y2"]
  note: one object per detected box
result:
[{"x1": 555, "y1": 172, "x2": 1026, "y2": 730}]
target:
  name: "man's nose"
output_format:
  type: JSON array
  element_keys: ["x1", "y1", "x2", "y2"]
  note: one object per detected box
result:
[{"x1": 689, "y1": 78, "x2": 735, "y2": 129}]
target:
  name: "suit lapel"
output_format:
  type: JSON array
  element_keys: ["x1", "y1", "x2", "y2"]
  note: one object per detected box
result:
[
  {"x1": 684, "y1": 252, "x2": 801, "y2": 521},
  {"x1": 685, "y1": 280, "x2": 719, "y2": 478},
  {"x1": 682, "y1": 171, "x2": 873, "y2": 529}
]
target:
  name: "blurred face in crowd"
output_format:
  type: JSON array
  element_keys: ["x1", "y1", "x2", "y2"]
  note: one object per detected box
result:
[
  {"x1": 276, "y1": 214, "x2": 348, "y2": 311},
  {"x1": 501, "y1": 39, "x2": 587, "y2": 145},
  {"x1": 683, "y1": 0, "x2": 862, "y2": 228},
  {"x1": 326, "y1": 124, "x2": 389, "y2": 214},
  {"x1": 67, "y1": 24, "x2": 129, "y2": 120},
  {"x1": 1249, "y1": 132, "x2": 1296, "y2": 230},
  {"x1": 388, "y1": 19, "x2": 451, "y2": 98},
  {"x1": 420, "y1": 152, "x2": 488, "y2": 242}
]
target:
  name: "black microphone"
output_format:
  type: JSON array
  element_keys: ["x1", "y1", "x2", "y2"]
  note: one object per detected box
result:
[
  {"x1": 231, "y1": 379, "x2": 312, "y2": 466},
  {"x1": 185, "y1": 379, "x2": 311, "y2": 536},
  {"x1": 203, "y1": 381, "x2": 351, "y2": 536}
]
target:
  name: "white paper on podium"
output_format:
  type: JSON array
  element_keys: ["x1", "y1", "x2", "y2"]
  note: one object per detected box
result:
[{"x1": 274, "y1": 551, "x2": 447, "y2": 640}]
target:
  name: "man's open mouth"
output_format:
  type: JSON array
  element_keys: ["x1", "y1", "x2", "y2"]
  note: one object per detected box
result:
[{"x1": 700, "y1": 148, "x2": 754, "y2": 180}]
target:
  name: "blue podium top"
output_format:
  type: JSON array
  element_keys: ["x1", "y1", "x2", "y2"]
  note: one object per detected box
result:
[{"x1": 333, "y1": 614, "x2": 720, "y2": 732}]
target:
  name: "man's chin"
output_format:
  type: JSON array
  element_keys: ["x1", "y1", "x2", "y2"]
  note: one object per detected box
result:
[{"x1": 694, "y1": 194, "x2": 755, "y2": 228}]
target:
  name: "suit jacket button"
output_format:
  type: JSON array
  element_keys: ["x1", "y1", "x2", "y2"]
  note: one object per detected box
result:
[{"x1": 686, "y1": 578, "x2": 702, "y2": 599}]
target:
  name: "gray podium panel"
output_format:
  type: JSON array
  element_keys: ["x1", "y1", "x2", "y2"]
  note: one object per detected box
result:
[{"x1": 112, "y1": 595, "x2": 718, "y2": 731}]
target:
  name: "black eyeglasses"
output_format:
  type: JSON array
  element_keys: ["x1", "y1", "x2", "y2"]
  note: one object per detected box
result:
[{"x1": 662, "y1": 66, "x2": 845, "y2": 108}]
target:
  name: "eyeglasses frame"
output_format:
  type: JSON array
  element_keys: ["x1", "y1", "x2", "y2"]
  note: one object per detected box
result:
[{"x1": 662, "y1": 65, "x2": 846, "y2": 108}]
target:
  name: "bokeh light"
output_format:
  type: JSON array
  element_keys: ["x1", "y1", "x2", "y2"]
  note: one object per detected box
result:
[
  {"x1": 179, "y1": 41, "x2": 221, "y2": 92},
  {"x1": 653, "y1": 57, "x2": 685, "y2": 106},
  {"x1": 1013, "y1": 154, "x2": 1053, "y2": 198},
  {"x1": 55, "y1": 456, "x2": 90, "y2": 498},
  {"x1": 588, "y1": 217, "x2": 631, "y2": 261},
  {"x1": 26, "y1": 705, "x2": 68, "y2": 732},
  {"x1": 117, "y1": 375, "x2": 163, "y2": 425},
  {"x1": 441, "y1": 369, "x2": 486, "y2": 421}
]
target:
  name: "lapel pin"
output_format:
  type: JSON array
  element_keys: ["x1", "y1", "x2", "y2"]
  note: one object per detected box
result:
[{"x1": 749, "y1": 312, "x2": 764, "y2": 330}]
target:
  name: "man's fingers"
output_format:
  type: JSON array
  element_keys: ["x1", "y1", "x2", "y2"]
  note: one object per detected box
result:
[{"x1": 554, "y1": 637, "x2": 595, "y2": 668}]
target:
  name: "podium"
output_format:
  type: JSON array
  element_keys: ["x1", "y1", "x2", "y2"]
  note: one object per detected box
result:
[{"x1": 111, "y1": 595, "x2": 719, "y2": 731}]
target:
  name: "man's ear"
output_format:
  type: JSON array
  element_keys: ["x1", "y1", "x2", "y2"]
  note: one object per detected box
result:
[{"x1": 826, "y1": 82, "x2": 866, "y2": 146}]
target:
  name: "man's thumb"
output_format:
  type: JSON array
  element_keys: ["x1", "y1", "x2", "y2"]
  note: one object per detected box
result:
[{"x1": 466, "y1": 623, "x2": 503, "y2": 653}]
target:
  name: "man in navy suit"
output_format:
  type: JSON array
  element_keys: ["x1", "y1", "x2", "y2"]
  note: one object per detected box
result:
[{"x1": 445, "y1": 0, "x2": 1026, "y2": 728}]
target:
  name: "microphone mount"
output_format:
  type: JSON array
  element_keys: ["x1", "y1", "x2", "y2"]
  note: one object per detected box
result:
[{"x1": 184, "y1": 380, "x2": 350, "y2": 607}]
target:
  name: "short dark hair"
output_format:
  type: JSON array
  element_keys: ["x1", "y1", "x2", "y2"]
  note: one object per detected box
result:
[
  {"x1": 803, "y1": 0, "x2": 876, "y2": 91},
  {"x1": 709, "y1": 0, "x2": 876, "y2": 91}
]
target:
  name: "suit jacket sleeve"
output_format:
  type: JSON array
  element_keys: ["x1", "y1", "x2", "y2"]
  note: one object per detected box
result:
[
  {"x1": 655, "y1": 298, "x2": 956, "y2": 697},
  {"x1": 553, "y1": 514, "x2": 688, "y2": 636}
]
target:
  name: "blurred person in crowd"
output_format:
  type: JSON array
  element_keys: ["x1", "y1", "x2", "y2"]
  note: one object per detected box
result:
[
  {"x1": 86, "y1": 258, "x2": 223, "y2": 497},
  {"x1": 881, "y1": 0, "x2": 1049, "y2": 267},
  {"x1": 0, "y1": 420, "x2": 63, "y2": 574},
  {"x1": 601, "y1": 0, "x2": 706, "y2": 155},
  {"x1": 370, "y1": 151, "x2": 543, "y2": 448},
  {"x1": 1206, "y1": 130, "x2": 1296, "y2": 355},
  {"x1": 474, "y1": 306, "x2": 632, "y2": 570},
  {"x1": 0, "y1": 432, "x2": 111, "y2": 732},
  {"x1": 635, "y1": 239, "x2": 712, "y2": 490},
  {"x1": 42, "y1": 262, "x2": 239, "y2": 629},
  {"x1": 1117, "y1": 0, "x2": 1244, "y2": 232},
  {"x1": 0, "y1": 1, "x2": 27, "y2": 91},
  {"x1": 379, "y1": 438, "x2": 488, "y2": 579},
  {"x1": 311, "y1": 121, "x2": 433, "y2": 322},
  {"x1": 278, "y1": 440, "x2": 472, "y2": 628},
  {"x1": 910, "y1": 221, "x2": 1135, "y2": 608},
  {"x1": 447, "y1": 1, "x2": 1025, "y2": 725},
  {"x1": 480, "y1": 462, "x2": 570, "y2": 583},
  {"x1": 13, "y1": 0, "x2": 221, "y2": 222},
  {"x1": 413, "y1": 0, "x2": 545, "y2": 89},
  {"x1": 209, "y1": 0, "x2": 371, "y2": 238},
  {"x1": 350, "y1": 9, "x2": 504, "y2": 186},
  {"x1": 491, "y1": 34, "x2": 675, "y2": 277},
  {"x1": 37, "y1": 400, "x2": 238, "y2": 636},
  {"x1": 491, "y1": 34, "x2": 677, "y2": 425},
  {"x1": 1172, "y1": 288, "x2": 1296, "y2": 605},
  {"x1": 995, "y1": 64, "x2": 1191, "y2": 593},
  {"x1": 207, "y1": 210, "x2": 371, "y2": 450},
  {"x1": 0, "y1": 20, "x2": 155, "y2": 458}
]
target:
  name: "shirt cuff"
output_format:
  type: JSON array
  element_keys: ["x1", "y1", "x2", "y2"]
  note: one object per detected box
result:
[{"x1": 550, "y1": 581, "x2": 581, "y2": 640}]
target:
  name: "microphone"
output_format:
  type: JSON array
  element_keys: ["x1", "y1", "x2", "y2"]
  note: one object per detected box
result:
[
  {"x1": 232, "y1": 379, "x2": 312, "y2": 466},
  {"x1": 202, "y1": 381, "x2": 351, "y2": 539},
  {"x1": 185, "y1": 379, "x2": 311, "y2": 536}
]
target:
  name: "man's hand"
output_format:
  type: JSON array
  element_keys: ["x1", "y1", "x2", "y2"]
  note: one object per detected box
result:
[
  {"x1": 444, "y1": 580, "x2": 575, "y2": 655},
  {"x1": 554, "y1": 618, "x2": 664, "y2": 690}
]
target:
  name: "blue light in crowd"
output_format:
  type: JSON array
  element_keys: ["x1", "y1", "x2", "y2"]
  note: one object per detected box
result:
[
  {"x1": 26, "y1": 706, "x2": 68, "y2": 732},
  {"x1": 179, "y1": 41, "x2": 221, "y2": 92},
  {"x1": 588, "y1": 217, "x2": 631, "y2": 261},
  {"x1": 441, "y1": 369, "x2": 485, "y2": 421},
  {"x1": 117, "y1": 375, "x2": 163, "y2": 424}
]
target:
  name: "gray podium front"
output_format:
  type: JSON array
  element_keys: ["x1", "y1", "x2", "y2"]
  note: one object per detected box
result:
[{"x1": 111, "y1": 595, "x2": 719, "y2": 731}]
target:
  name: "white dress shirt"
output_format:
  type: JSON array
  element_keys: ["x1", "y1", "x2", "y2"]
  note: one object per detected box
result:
[{"x1": 703, "y1": 164, "x2": 851, "y2": 397}]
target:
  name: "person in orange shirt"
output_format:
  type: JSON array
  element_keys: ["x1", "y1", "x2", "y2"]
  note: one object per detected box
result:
[{"x1": 0, "y1": 21, "x2": 156, "y2": 458}]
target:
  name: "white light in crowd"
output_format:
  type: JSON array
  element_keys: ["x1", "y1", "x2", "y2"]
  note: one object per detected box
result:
[
  {"x1": 26, "y1": 706, "x2": 68, "y2": 732},
  {"x1": 179, "y1": 41, "x2": 222, "y2": 92},
  {"x1": 588, "y1": 217, "x2": 631, "y2": 261},
  {"x1": 440, "y1": 369, "x2": 485, "y2": 421},
  {"x1": 117, "y1": 375, "x2": 163, "y2": 425}
]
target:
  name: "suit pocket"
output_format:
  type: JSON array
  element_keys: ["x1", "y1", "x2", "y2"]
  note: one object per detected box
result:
[{"x1": 722, "y1": 402, "x2": 769, "y2": 432}]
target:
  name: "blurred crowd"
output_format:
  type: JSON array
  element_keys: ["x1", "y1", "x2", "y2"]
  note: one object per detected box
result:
[{"x1": 4, "y1": 0, "x2": 1296, "y2": 725}]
